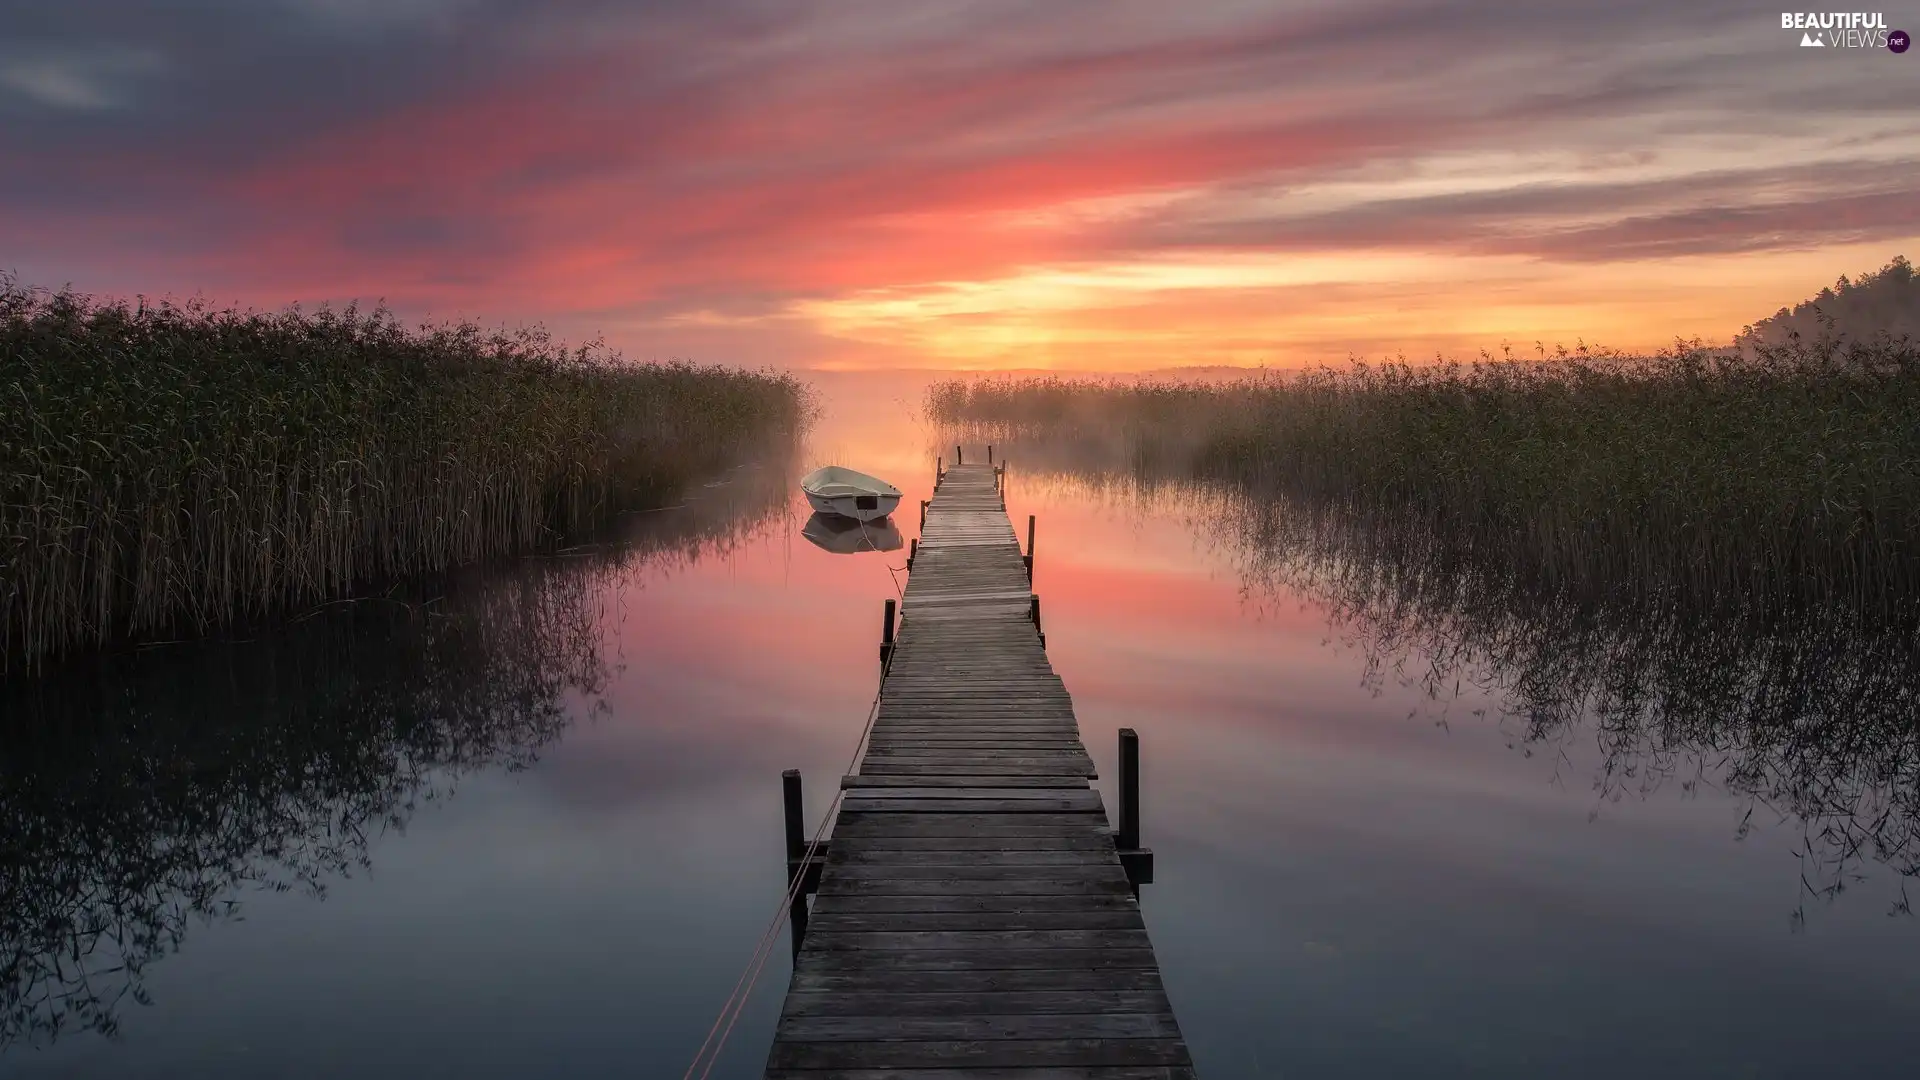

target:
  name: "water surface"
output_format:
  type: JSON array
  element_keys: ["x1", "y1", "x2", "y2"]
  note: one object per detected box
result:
[{"x1": 3, "y1": 370, "x2": 1917, "y2": 1079}]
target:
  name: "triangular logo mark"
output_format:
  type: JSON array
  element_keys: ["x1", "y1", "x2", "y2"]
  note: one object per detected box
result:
[{"x1": 1800, "y1": 31, "x2": 1824, "y2": 46}]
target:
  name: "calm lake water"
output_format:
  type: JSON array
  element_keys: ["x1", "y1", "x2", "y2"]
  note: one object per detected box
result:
[{"x1": 4, "y1": 370, "x2": 1917, "y2": 1079}]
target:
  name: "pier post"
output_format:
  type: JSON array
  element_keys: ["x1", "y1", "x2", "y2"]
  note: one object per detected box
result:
[
  {"x1": 988, "y1": 444, "x2": 994, "y2": 465},
  {"x1": 919, "y1": 499, "x2": 930, "y2": 529},
  {"x1": 782, "y1": 769, "x2": 810, "y2": 956},
  {"x1": 783, "y1": 769, "x2": 806, "y2": 864},
  {"x1": 1118, "y1": 730, "x2": 1140, "y2": 851},
  {"x1": 1030, "y1": 593, "x2": 1044, "y2": 648},
  {"x1": 955, "y1": 444, "x2": 963, "y2": 465},
  {"x1": 908, "y1": 537, "x2": 918, "y2": 570},
  {"x1": 1025, "y1": 514, "x2": 1036, "y2": 581},
  {"x1": 935, "y1": 456, "x2": 942, "y2": 488},
  {"x1": 1116, "y1": 729, "x2": 1153, "y2": 888},
  {"x1": 881, "y1": 598, "x2": 896, "y2": 670}
]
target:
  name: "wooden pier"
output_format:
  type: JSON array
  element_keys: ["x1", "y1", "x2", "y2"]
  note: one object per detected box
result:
[{"x1": 765, "y1": 461, "x2": 1196, "y2": 1078}]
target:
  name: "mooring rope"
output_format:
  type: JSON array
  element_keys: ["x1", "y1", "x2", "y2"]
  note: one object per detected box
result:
[
  {"x1": 680, "y1": 506, "x2": 905, "y2": 1079},
  {"x1": 856, "y1": 515, "x2": 907, "y2": 601},
  {"x1": 681, "y1": 685, "x2": 880, "y2": 1079}
]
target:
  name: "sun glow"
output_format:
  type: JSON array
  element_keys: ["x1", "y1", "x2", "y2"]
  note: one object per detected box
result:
[{"x1": 791, "y1": 242, "x2": 1903, "y2": 369}]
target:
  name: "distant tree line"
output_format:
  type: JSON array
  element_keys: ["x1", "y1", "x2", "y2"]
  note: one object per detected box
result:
[{"x1": 1738, "y1": 254, "x2": 1918, "y2": 346}]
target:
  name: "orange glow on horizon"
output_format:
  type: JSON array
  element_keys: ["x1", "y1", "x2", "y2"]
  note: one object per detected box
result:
[{"x1": 6, "y1": 7, "x2": 1916, "y2": 373}]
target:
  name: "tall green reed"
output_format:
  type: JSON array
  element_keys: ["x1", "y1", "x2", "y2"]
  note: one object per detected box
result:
[
  {"x1": 930, "y1": 339, "x2": 1920, "y2": 623},
  {"x1": 0, "y1": 279, "x2": 807, "y2": 673}
]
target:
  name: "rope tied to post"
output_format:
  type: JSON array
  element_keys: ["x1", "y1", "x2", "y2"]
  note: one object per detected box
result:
[
  {"x1": 679, "y1": 686, "x2": 882, "y2": 1080},
  {"x1": 681, "y1": 497, "x2": 911, "y2": 1078}
]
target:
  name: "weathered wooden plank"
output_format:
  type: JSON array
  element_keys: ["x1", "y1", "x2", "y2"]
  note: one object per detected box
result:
[
  {"x1": 840, "y1": 787, "x2": 1101, "y2": 801},
  {"x1": 766, "y1": 1037, "x2": 1192, "y2": 1069},
  {"x1": 842, "y1": 775, "x2": 1089, "y2": 789},
  {"x1": 780, "y1": 989, "x2": 1171, "y2": 1017},
  {"x1": 858, "y1": 755, "x2": 1095, "y2": 767},
  {"x1": 857, "y1": 757, "x2": 1094, "y2": 768},
  {"x1": 830, "y1": 814, "x2": 1110, "y2": 835},
  {"x1": 790, "y1": 968, "x2": 1167, "y2": 994},
  {"x1": 801, "y1": 930, "x2": 1150, "y2": 952},
  {"x1": 760, "y1": 1060, "x2": 1182, "y2": 1068},
  {"x1": 880, "y1": 677, "x2": 1064, "y2": 685},
  {"x1": 831, "y1": 834, "x2": 1115, "y2": 851},
  {"x1": 829, "y1": 850, "x2": 1117, "y2": 867},
  {"x1": 835, "y1": 797, "x2": 1104, "y2": 813},
  {"x1": 805, "y1": 910, "x2": 1145, "y2": 933},
  {"x1": 776, "y1": 1012, "x2": 1182, "y2": 1041},
  {"x1": 823, "y1": 862, "x2": 1130, "y2": 881},
  {"x1": 853, "y1": 767, "x2": 1095, "y2": 778},
  {"x1": 856, "y1": 758, "x2": 1095, "y2": 769},
  {"x1": 823, "y1": 878, "x2": 1133, "y2": 896},
  {"x1": 874, "y1": 722, "x2": 1070, "y2": 730},
  {"x1": 795, "y1": 948, "x2": 1164, "y2": 973},
  {"x1": 860, "y1": 737, "x2": 1090, "y2": 749},
  {"x1": 810, "y1": 894, "x2": 1143, "y2": 915}
]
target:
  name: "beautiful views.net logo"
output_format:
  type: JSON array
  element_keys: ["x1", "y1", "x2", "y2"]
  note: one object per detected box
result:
[{"x1": 1781, "y1": 12, "x2": 1911, "y2": 51}]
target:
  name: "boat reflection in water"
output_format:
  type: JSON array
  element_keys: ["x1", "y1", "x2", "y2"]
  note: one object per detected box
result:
[{"x1": 801, "y1": 511, "x2": 902, "y2": 555}]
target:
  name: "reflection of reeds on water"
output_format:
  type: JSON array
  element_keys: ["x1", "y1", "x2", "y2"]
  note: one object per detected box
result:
[
  {"x1": 1218, "y1": 487, "x2": 1920, "y2": 924},
  {"x1": 942, "y1": 347, "x2": 1920, "y2": 921},
  {"x1": 0, "y1": 450, "x2": 796, "y2": 1047}
]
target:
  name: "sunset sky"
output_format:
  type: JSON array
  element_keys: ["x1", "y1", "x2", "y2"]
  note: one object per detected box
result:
[{"x1": 3, "y1": 0, "x2": 1918, "y2": 370}]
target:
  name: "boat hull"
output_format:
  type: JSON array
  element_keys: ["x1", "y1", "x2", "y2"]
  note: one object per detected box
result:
[{"x1": 805, "y1": 490, "x2": 901, "y2": 523}]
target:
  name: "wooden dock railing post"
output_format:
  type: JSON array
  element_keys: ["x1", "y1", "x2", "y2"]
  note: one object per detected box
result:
[
  {"x1": 880, "y1": 598, "x2": 896, "y2": 671},
  {"x1": 919, "y1": 499, "x2": 930, "y2": 529},
  {"x1": 1024, "y1": 514, "x2": 1036, "y2": 581},
  {"x1": 955, "y1": 443, "x2": 963, "y2": 465},
  {"x1": 987, "y1": 444, "x2": 993, "y2": 464},
  {"x1": 1115, "y1": 729, "x2": 1154, "y2": 888},
  {"x1": 1030, "y1": 593, "x2": 1044, "y2": 648},
  {"x1": 908, "y1": 537, "x2": 918, "y2": 570},
  {"x1": 783, "y1": 769, "x2": 806, "y2": 864},
  {"x1": 782, "y1": 769, "x2": 811, "y2": 957},
  {"x1": 1118, "y1": 730, "x2": 1140, "y2": 850}
]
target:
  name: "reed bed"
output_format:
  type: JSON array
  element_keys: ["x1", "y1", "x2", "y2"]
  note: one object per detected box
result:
[
  {"x1": 1, "y1": 279, "x2": 807, "y2": 673},
  {"x1": 1, "y1": 448, "x2": 797, "y2": 1044},
  {"x1": 931, "y1": 340, "x2": 1920, "y2": 623}
]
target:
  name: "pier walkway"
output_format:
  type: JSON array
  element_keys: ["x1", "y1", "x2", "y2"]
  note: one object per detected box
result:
[{"x1": 764, "y1": 462, "x2": 1196, "y2": 1078}]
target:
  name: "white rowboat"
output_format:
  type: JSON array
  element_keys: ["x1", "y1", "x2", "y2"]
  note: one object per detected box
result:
[{"x1": 801, "y1": 465, "x2": 902, "y2": 523}]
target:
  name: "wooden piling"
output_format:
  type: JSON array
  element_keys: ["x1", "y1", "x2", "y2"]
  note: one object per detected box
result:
[
  {"x1": 782, "y1": 769, "x2": 805, "y2": 863},
  {"x1": 907, "y1": 537, "x2": 918, "y2": 569},
  {"x1": 782, "y1": 769, "x2": 812, "y2": 958},
  {"x1": 1118, "y1": 729, "x2": 1140, "y2": 851},
  {"x1": 880, "y1": 598, "x2": 896, "y2": 669},
  {"x1": 1024, "y1": 513, "x2": 1036, "y2": 581},
  {"x1": 918, "y1": 499, "x2": 930, "y2": 529},
  {"x1": 987, "y1": 444, "x2": 994, "y2": 464},
  {"x1": 955, "y1": 443, "x2": 963, "y2": 465}
]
